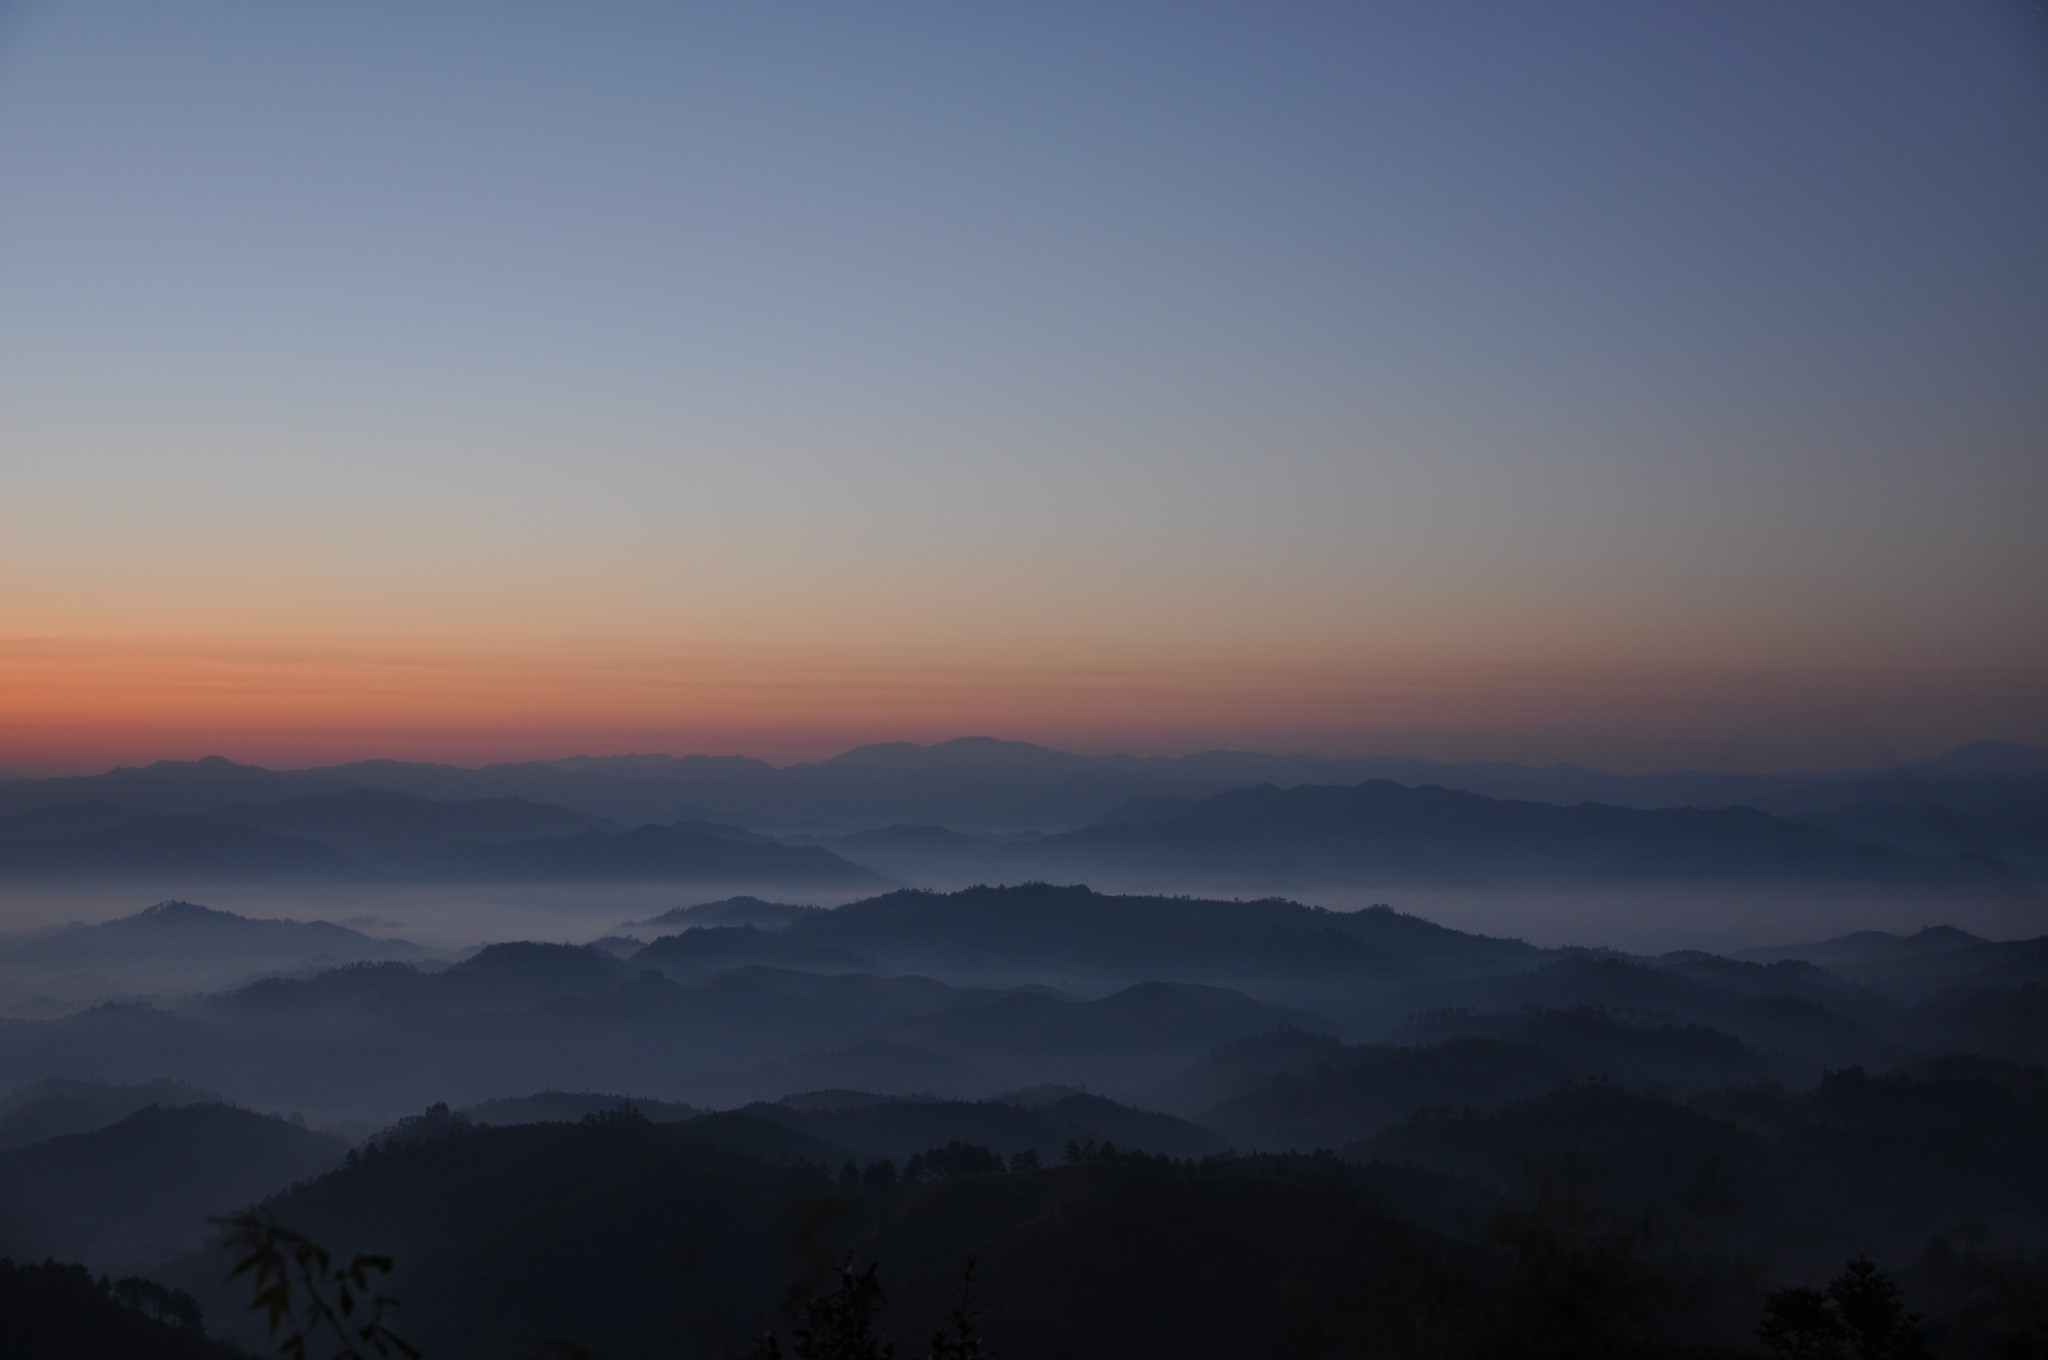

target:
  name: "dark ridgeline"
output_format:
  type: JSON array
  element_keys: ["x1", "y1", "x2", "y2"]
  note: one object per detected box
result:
[
  {"x1": 624, "y1": 896, "x2": 827, "y2": 932},
  {"x1": 1, "y1": 1260, "x2": 241, "y2": 1360},
  {"x1": 0, "y1": 740, "x2": 2038, "y2": 896},
  {"x1": 0, "y1": 899, "x2": 434, "y2": 1002}
]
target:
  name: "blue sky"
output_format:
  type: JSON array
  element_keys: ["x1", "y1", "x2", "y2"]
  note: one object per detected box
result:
[{"x1": 1, "y1": 2, "x2": 2044, "y2": 771}]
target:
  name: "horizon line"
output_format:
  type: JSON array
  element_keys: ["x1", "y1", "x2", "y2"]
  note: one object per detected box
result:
[{"x1": 7, "y1": 733, "x2": 2043, "y2": 785}]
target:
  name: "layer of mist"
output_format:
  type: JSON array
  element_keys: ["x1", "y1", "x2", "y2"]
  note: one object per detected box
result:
[{"x1": 3, "y1": 740, "x2": 2045, "y2": 1358}]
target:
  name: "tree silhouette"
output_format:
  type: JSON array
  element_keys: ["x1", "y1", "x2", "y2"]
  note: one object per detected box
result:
[
  {"x1": 1759, "y1": 1257, "x2": 1927, "y2": 1360},
  {"x1": 735, "y1": 1254, "x2": 892, "y2": 1360},
  {"x1": 925, "y1": 1259, "x2": 986, "y2": 1360},
  {"x1": 732, "y1": 1254, "x2": 988, "y2": 1360},
  {"x1": 1829, "y1": 1257, "x2": 1927, "y2": 1360},
  {"x1": 215, "y1": 1207, "x2": 419, "y2": 1360},
  {"x1": 1759, "y1": 1288, "x2": 1848, "y2": 1360}
]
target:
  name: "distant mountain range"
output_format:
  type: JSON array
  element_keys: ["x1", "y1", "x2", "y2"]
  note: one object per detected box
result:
[
  {"x1": 0, "y1": 789, "x2": 884, "y2": 890},
  {"x1": 7, "y1": 737, "x2": 2046, "y2": 831},
  {"x1": 624, "y1": 896, "x2": 826, "y2": 931},
  {"x1": 0, "y1": 739, "x2": 2039, "y2": 891},
  {"x1": 1052, "y1": 779, "x2": 1972, "y2": 888},
  {"x1": 0, "y1": 900, "x2": 434, "y2": 1002},
  {"x1": 0, "y1": 889, "x2": 1383, "y2": 1111}
]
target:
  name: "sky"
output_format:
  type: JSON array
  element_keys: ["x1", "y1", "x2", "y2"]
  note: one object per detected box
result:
[{"x1": 2, "y1": 2, "x2": 2045, "y2": 775}]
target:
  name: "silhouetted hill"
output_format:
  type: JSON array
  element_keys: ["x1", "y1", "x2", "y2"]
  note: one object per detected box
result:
[
  {"x1": 0, "y1": 958, "x2": 1033, "y2": 1115},
  {"x1": 1741, "y1": 925, "x2": 1991, "y2": 972},
  {"x1": 668, "y1": 816, "x2": 778, "y2": 843},
  {"x1": 1800, "y1": 800, "x2": 2048, "y2": 868},
  {"x1": 462, "y1": 1090, "x2": 706, "y2": 1125},
  {"x1": 1739, "y1": 928, "x2": 2048, "y2": 1004},
  {"x1": 157, "y1": 1116, "x2": 850, "y2": 1357},
  {"x1": 1357, "y1": 1059, "x2": 2048, "y2": 1260},
  {"x1": 8, "y1": 740, "x2": 2043, "y2": 845},
  {"x1": 0, "y1": 1077, "x2": 220, "y2": 1150},
  {"x1": 0, "y1": 1103, "x2": 346, "y2": 1273},
  {"x1": 0, "y1": 757, "x2": 352, "y2": 819},
  {"x1": 164, "y1": 1114, "x2": 1467, "y2": 1360},
  {"x1": 1748, "y1": 743, "x2": 2048, "y2": 825},
  {"x1": 0, "y1": 901, "x2": 431, "y2": 1002},
  {"x1": 0, "y1": 794, "x2": 884, "y2": 889},
  {"x1": 780, "y1": 882, "x2": 1538, "y2": 984},
  {"x1": 1203, "y1": 1007, "x2": 1777, "y2": 1152},
  {"x1": 302, "y1": 736, "x2": 2048, "y2": 833},
  {"x1": 0, "y1": 1259, "x2": 248, "y2": 1360},
  {"x1": 311, "y1": 738, "x2": 1772, "y2": 828},
  {"x1": 317, "y1": 752, "x2": 772, "y2": 824},
  {"x1": 3, "y1": 900, "x2": 424, "y2": 967},
  {"x1": 624, "y1": 895, "x2": 826, "y2": 931},
  {"x1": 0, "y1": 890, "x2": 2028, "y2": 1151}
]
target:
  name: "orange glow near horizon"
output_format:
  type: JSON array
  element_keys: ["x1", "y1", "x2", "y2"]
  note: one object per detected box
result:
[
  {"x1": 4, "y1": 633, "x2": 2040, "y2": 776},
  {"x1": 2, "y1": 4, "x2": 2044, "y2": 781}
]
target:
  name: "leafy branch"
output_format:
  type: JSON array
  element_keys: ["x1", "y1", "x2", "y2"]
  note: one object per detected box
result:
[{"x1": 214, "y1": 1207, "x2": 420, "y2": 1360}]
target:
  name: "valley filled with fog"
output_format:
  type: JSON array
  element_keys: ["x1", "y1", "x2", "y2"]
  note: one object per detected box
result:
[{"x1": 2, "y1": 741, "x2": 2044, "y2": 1357}]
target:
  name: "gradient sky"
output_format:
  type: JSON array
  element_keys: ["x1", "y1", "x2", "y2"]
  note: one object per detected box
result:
[{"x1": 2, "y1": 2, "x2": 2045, "y2": 774}]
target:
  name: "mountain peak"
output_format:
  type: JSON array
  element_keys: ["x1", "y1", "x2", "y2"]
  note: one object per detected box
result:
[
  {"x1": 131, "y1": 899, "x2": 241, "y2": 924},
  {"x1": 821, "y1": 736, "x2": 1064, "y2": 767},
  {"x1": 142, "y1": 755, "x2": 256, "y2": 772}
]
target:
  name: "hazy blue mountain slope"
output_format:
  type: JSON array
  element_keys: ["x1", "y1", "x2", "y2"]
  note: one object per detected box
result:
[
  {"x1": 0, "y1": 1103, "x2": 347, "y2": 1273},
  {"x1": 0, "y1": 1077, "x2": 221, "y2": 1150},
  {"x1": 0, "y1": 901, "x2": 431, "y2": 1003}
]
